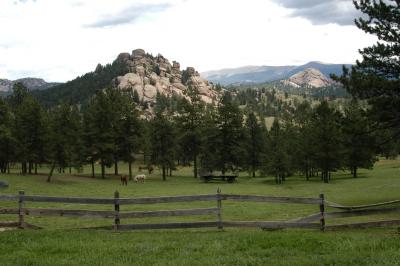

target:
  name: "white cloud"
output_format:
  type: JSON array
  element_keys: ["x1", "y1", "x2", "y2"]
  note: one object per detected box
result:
[{"x1": 0, "y1": 0, "x2": 377, "y2": 82}]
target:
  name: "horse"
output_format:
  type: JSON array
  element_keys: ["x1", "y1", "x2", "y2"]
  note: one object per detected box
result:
[
  {"x1": 138, "y1": 165, "x2": 154, "y2": 174},
  {"x1": 134, "y1": 174, "x2": 146, "y2": 183},
  {"x1": 120, "y1": 175, "x2": 128, "y2": 186}
]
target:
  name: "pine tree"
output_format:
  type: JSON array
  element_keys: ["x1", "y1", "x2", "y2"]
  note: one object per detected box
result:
[
  {"x1": 214, "y1": 92, "x2": 246, "y2": 174},
  {"x1": 150, "y1": 112, "x2": 176, "y2": 181},
  {"x1": 342, "y1": 100, "x2": 377, "y2": 178},
  {"x1": 12, "y1": 93, "x2": 48, "y2": 175},
  {"x1": 115, "y1": 93, "x2": 142, "y2": 180},
  {"x1": 334, "y1": 0, "x2": 400, "y2": 139},
  {"x1": 0, "y1": 98, "x2": 15, "y2": 173},
  {"x1": 311, "y1": 101, "x2": 344, "y2": 183},
  {"x1": 176, "y1": 86, "x2": 205, "y2": 178},
  {"x1": 244, "y1": 112, "x2": 265, "y2": 177},
  {"x1": 199, "y1": 106, "x2": 220, "y2": 172},
  {"x1": 262, "y1": 119, "x2": 290, "y2": 184},
  {"x1": 83, "y1": 89, "x2": 116, "y2": 178},
  {"x1": 47, "y1": 104, "x2": 84, "y2": 182}
]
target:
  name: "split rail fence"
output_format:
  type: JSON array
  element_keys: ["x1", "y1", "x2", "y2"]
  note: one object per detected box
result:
[{"x1": 1, "y1": 190, "x2": 400, "y2": 231}]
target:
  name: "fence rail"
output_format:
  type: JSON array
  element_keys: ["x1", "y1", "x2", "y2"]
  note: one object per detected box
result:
[{"x1": 1, "y1": 190, "x2": 399, "y2": 231}]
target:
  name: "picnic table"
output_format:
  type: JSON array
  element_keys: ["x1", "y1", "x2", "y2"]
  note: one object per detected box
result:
[{"x1": 201, "y1": 174, "x2": 238, "y2": 183}]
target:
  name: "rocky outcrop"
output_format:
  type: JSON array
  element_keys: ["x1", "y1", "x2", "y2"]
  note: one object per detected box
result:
[
  {"x1": 285, "y1": 68, "x2": 334, "y2": 88},
  {"x1": 114, "y1": 49, "x2": 219, "y2": 105}
]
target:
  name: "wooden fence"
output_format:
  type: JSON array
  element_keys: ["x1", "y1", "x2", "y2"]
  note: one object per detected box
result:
[{"x1": 1, "y1": 190, "x2": 399, "y2": 231}]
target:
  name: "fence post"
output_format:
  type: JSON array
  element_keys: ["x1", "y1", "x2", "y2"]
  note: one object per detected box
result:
[
  {"x1": 114, "y1": 191, "x2": 120, "y2": 231},
  {"x1": 217, "y1": 188, "x2": 223, "y2": 230},
  {"x1": 319, "y1": 193, "x2": 325, "y2": 231},
  {"x1": 18, "y1": 190, "x2": 25, "y2": 229}
]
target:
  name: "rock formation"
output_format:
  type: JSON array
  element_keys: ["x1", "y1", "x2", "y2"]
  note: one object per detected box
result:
[
  {"x1": 114, "y1": 49, "x2": 219, "y2": 105},
  {"x1": 285, "y1": 68, "x2": 334, "y2": 88}
]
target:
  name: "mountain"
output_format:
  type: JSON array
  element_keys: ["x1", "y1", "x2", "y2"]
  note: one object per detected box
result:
[
  {"x1": 116, "y1": 49, "x2": 219, "y2": 105},
  {"x1": 202, "y1": 61, "x2": 351, "y2": 86},
  {"x1": 0, "y1": 78, "x2": 59, "y2": 92},
  {"x1": 34, "y1": 49, "x2": 219, "y2": 107},
  {"x1": 283, "y1": 68, "x2": 335, "y2": 88}
]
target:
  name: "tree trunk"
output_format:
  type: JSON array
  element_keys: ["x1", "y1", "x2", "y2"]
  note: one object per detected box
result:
[
  {"x1": 323, "y1": 170, "x2": 329, "y2": 183},
  {"x1": 35, "y1": 163, "x2": 38, "y2": 175},
  {"x1": 28, "y1": 162, "x2": 32, "y2": 175},
  {"x1": 193, "y1": 154, "x2": 198, "y2": 179},
  {"x1": 47, "y1": 162, "x2": 56, "y2": 182},
  {"x1": 162, "y1": 165, "x2": 166, "y2": 181},
  {"x1": 353, "y1": 166, "x2": 357, "y2": 178},
  {"x1": 305, "y1": 165, "x2": 309, "y2": 181},
  {"x1": 21, "y1": 162, "x2": 26, "y2": 175},
  {"x1": 7, "y1": 162, "x2": 10, "y2": 174},
  {"x1": 101, "y1": 162, "x2": 105, "y2": 179},
  {"x1": 114, "y1": 159, "x2": 118, "y2": 176},
  {"x1": 91, "y1": 160, "x2": 95, "y2": 178},
  {"x1": 128, "y1": 161, "x2": 133, "y2": 180}
]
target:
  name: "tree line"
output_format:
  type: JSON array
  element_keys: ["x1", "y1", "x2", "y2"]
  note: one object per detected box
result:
[{"x1": 1, "y1": 82, "x2": 398, "y2": 183}]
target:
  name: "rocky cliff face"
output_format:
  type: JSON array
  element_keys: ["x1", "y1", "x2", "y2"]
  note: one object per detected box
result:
[
  {"x1": 114, "y1": 49, "x2": 219, "y2": 105},
  {"x1": 284, "y1": 68, "x2": 334, "y2": 88},
  {"x1": 0, "y1": 78, "x2": 59, "y2": 92}
]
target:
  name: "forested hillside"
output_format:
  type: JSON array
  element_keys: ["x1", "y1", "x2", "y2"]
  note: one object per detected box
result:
[{"x1": 32, "y1": 61, "x2": 129, "y2": 107}]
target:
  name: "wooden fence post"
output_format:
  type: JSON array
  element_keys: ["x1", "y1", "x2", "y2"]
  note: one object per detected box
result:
[
  {"x1": 217, "y1": 188, "x2": 223, "y2": 230},
  {"x1": 319, "y1": 193, "x2": 325, "y2": 231},
  {"x1": 18, "y1": 190, "x2": 25, "y2": 229},
  {"x1": 114, "y1": 191, "x2": 120, "y2": 231}
]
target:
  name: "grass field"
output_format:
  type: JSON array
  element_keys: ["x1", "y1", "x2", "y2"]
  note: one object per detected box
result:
[{"x1": 1, "y1": 159, "x2": 400, "y2": 265}]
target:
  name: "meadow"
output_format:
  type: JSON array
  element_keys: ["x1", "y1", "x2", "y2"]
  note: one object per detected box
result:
[{"x1": 0, "y1": 158, "x2": 400, "y2": 265}]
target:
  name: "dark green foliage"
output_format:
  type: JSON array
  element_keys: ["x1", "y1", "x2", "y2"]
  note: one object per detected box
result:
[
  {"x1": 213, "y1": 93, "x2": 246, "y2": 173},
  {"x1": 262, "y1": 119, "x2": 290, "y2": 184},
  {"x1": 132, "y1": 89, "x2": 140, "y2": 104},
  {"x1": 47, "y1": 104, "x2": 84, "y2": 182},
  {"x1": 244, "y1": 112, "x2": 266, "y2": 177},
  {"x1": 199, "y1": 106, "x2": 220, "y2": 172},
  {"x1": 334, "y1": 0, "x2": 400, "y2": 141},
  {"x1": 33, "y1": 61, "x2": 129, "y2": 107},
  {"x1": 10, "y1": 83, "x2": 49, "y2": 175},
  {"x1": 114, "y1": 93, "x2": 142, "y2": 179},
  {"x1": 310, "y1": 101, "x2": 344, "y2": 183},
  {"x1": 291, "y1": 101, "x2": 315, "y2": 180},
  {"x1": 176, "y1": 86, "x2": 205, "y2": 178},
  {"x1": 342, "y1": 101, "x2": 377, "y2": 177},
  {"x1": 0, "y1": 98, "x2": 16, "y2": 173},
  {"x1": 83, "y1": 88, "x2": 118, "y2": 178},
  {"x1": 150, "y1": 112, "x2": 177, "y2": 181},
  {"x1": 181, "y1": 69, "x2": 190, "y2": 84}
]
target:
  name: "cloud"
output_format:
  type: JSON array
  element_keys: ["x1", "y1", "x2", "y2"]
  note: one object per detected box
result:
[
  {"x1": 15, "y1": 0, "x2": 36, "y2": 3},
  {"x1": 272, "y1": 0, "x2": 361, "y2": 26},
  {"x1": 85, "y1": 3, "x2": 172, "y2": 28}
]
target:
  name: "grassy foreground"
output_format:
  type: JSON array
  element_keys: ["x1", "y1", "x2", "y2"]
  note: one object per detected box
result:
[
  {"x1": 1, "y1": 229, "x2": 400, "y2": 266},
  {"x1": 1, "y1": 158, "x2": 400, "y2": 265}
]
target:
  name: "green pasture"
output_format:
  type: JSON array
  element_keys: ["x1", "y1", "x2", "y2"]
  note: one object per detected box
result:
[{"x1": 0, "y1": 158, "x2": 399, "y2": 265}]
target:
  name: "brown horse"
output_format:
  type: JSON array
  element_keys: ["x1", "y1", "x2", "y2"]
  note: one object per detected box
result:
[
  {"x1": 138, "y1": 165, "x2": 154, "y2": 174},
  {"x1": 120, "y1": 175, "x2": 128, "y2": 186}
]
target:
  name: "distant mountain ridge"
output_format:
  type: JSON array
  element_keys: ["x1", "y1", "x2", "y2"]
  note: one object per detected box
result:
[
  {"x1": 0, "y1": 78, "x2": 60, "y2": 92},
  {"x1": 202, "y1": 61, "x2": 350, "y2": 85}
]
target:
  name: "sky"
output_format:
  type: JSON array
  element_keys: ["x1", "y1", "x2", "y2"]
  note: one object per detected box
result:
[{"x1": 0, "y1": 0, "x2": 378, "y2": 82}]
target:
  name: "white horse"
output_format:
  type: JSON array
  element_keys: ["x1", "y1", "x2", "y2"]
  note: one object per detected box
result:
[{"x1": 134, "y1": 174, "x2": 146, "y2": 183}]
